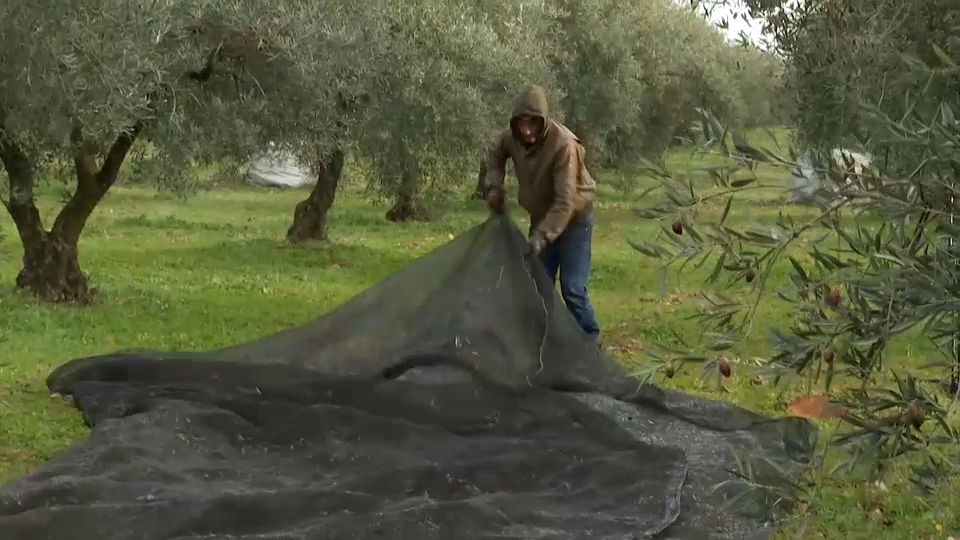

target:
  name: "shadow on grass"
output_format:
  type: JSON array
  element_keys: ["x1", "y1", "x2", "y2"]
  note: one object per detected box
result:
[
  {"x1": 0, "y1": 236, "x2": 410, "y2": 331},
  {"x1": 158, "y1": 237, "x2": 420, "y2": 274},
  {"x1": 107, "y1": 215, "x2": 255, "y2": 234}
]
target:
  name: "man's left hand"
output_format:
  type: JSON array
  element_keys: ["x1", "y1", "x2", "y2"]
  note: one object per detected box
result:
[
  {"x1": 527, "y1": 230, "x2": 547, "y2": 256},
  {"x1": 485, "y1": 188, "x2": 505, "y2": 215}
]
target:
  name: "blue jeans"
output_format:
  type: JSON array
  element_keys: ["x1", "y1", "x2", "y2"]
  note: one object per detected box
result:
[{"x1": 534, "y1": 212, "x2": 601, "y2": 340}]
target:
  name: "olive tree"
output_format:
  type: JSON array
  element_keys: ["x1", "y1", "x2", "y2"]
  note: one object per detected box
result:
[
  {"x1": 283, "y1": 0, "x2": 555, "y2": 236},
  {"x1": 281, "y1": 0, "x2": 795, "y2": 238},
  {"x1": 542, "y1": 0, "x2": 765, "y2": 169},
  {"x1": 747, "y1": 0, "x2": 957, "y2": 170},
  {"x1": 281, "y1": 4, "x2": 383, "y2": 244},
  {"x1": 0, "y1": 0, "x2": 357, "y2": 302},
  {"x1": 631, "y1": 0, "x2": 960, "y2": 511},
  {"x1": 740, "y1": 48, "x2": 791, "y2": 128},
  {"x1": 357, "y1": 0, "x2": 555, "y2": 222}
]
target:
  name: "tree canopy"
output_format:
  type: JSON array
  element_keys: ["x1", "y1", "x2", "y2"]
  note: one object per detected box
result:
[
  {"x1": 352, "y1": 0, "x2": 556, "y2": 220},
  {"x1": 0, "y1": 0, "x2": 790, "y2": 302},
  {"x1": 0, "y1": 0, "x2": 360, "y2": 301},
  {"x1": 545, "y1": 0, "x2": 787, "y2": 168}
]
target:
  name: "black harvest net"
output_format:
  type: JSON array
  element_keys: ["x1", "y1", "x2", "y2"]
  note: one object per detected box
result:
[{"x1": 0, "y1": 214, "x2": 816, "y2": 540}]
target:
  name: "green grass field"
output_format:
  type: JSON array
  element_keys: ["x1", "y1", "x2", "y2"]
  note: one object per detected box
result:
[{"x1": 1, "y1": 148, "x2": 957, "y2": 538}]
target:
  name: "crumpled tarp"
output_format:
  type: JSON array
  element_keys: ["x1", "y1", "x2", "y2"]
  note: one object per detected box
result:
[{"x1": 0, "y1": 214, "x2": 815, "y2": 540}]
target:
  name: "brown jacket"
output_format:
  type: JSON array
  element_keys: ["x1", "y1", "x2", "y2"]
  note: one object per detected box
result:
[{"x1": 482, "y1": 85, "x2": 597, "y2": 242}]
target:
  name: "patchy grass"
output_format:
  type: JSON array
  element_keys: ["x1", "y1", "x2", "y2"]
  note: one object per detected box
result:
[{"x1": 0, "y1": 145, "x2": 957, "y2": 538}]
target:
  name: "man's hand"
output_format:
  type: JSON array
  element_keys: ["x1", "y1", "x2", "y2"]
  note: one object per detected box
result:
[
  {"x1": 486, "y1": 188, "x2": 505, "y2": 215},
  {"x1": 527, "y1": 230, "x2": 547, "y2": 256}
]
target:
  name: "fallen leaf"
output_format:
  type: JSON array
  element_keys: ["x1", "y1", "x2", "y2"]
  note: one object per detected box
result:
[
  {"x1": 1, "y1": 450, "x2": 32, "y2": 463},
  {"x1": 602, "y1": 336, "x2": 643, "y2": 355},
  {"x1": 787, "y1": 395, "x2": 848, "y2": 420}
]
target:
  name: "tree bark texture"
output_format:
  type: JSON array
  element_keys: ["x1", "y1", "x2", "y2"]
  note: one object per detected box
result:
[
  {"x1": 286, "y1": 149, "x2": 345, "y2": 244},
  {"x1": 0, "y1": 121, "x2": 140, "y2": 304}
]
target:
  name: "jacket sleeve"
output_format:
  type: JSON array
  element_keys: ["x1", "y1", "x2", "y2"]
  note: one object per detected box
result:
[
  {"x1": 481, "y1": 130, "x2": 511, "y2": 192},
  {"x1": 536, "y1": 141, "x2": 581, "y2": 242}
]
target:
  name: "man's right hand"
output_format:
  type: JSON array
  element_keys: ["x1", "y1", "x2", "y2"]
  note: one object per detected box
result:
[{"x1": 486, "y1": 188, "x2": 505, "y2": 215}]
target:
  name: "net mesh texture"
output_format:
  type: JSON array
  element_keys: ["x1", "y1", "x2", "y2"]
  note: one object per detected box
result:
[{"x1": 0, "y1": 214, "x2": 816, "y2": 540}]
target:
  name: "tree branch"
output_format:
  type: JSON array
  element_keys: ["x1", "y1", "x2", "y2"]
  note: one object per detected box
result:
[
  {"x1": 184, "y1": 44, "x2": 222, "y2": 83},
  {"x1": 45, "y1": 42, "x2": 212, "y2": 245},
  {"x1": 70, "y1": 122, "x2": 99, "y2": 190},
  {"x1": 98, "y1": 123, "x2": 141, "y2": 183},
  {"x1": 0, "y1": 112, "x2": 45, "y2": 245},
  {"x1": 3, "y1": 28, "x2": 234, "y2": 249},
  {"x1": 51, "y1": 121, "x2": 143, "y2": 244}
]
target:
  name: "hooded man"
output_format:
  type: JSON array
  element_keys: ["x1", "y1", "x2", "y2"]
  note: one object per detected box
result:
[{"x1": 480, "y1": 84, "x2": 601, "y2": 344}]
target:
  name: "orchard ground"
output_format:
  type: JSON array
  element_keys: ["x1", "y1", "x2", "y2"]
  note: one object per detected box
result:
[{"x1": 1, "y1": 143, "x2": 958, "y2": 539}]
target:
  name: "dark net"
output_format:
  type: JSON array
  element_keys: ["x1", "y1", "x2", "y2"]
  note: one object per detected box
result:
[{"x1": 0, "y1": 215, "x2": 816, "y2": 540}]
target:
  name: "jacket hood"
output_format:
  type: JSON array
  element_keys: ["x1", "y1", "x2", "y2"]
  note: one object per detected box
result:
[{"x1": 510, "y1": 85, "x2": 550, "y2": 143}]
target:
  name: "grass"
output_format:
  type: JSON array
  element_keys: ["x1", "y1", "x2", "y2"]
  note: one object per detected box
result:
[{"x1": 0, "y1": 144, "x2": 958, "y2": 539}]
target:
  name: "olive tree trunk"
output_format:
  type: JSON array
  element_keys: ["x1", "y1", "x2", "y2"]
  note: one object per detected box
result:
[
  {"x1": 0, "y1": 123, "x2": 140, "y2": 304},
  {"x1": 286, "y1": 149, "x2": 345, "y2": 243},
  {"x1": 385, "y1": 144, "x2": 429, "y2": 222},
  {"x1": 386, "y1": 168, "x2": 431, "y2": 222}
]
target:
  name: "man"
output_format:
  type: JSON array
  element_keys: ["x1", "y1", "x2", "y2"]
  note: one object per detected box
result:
[{"x1": 480, "y1": 84, "x2": 601, "y2": 344}]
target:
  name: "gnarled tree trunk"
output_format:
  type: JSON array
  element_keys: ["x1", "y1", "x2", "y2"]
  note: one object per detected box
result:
[
  {"x1": 286, "y1": 149, "x2": 345, "y2": 244},
  {"x1": 16, "y1": 230, "x2": 91, "y2": 303},
  {"x1": 386, "y1": 167, "x2": 430, "y2": 222},
  {"x1": 0, "y1": 122, "x2": 140, "y2": 304},
  {"x1": 386, "y1": 146, "x2": 429, "y2": 223}
]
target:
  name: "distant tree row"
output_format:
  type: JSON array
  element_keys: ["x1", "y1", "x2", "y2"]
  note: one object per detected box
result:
[{"x1": 0, "y1": 0, "x2": 789, "y2": 303}]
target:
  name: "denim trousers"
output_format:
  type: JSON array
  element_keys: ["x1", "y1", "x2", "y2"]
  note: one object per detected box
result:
[{"x1": 533, "y1": 212, "x2": 601, "y2": 340}]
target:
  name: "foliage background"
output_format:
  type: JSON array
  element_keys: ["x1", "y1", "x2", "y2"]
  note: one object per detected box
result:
[{"x1": 4, "y1": 0, "x2": 958, "y2": 536}]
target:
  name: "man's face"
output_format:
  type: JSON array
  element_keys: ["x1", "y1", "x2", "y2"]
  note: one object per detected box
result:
[{"x1": 514, "y1": 115, "x2": 542, "y2": 146}]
